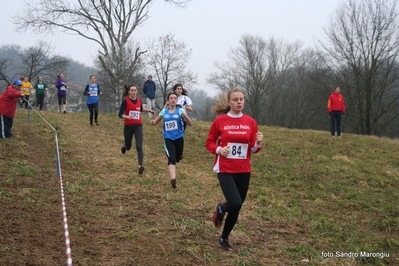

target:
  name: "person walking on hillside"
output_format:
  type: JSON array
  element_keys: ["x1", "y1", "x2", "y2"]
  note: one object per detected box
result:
[
  {"x1": 150, "y1": 92, "x2": 193, "y2": 189},
  {"x1": 119, "y1": 84, "x2": 156, "y2": 175},
  {"x1": 55, "y1": 73, "x2": 67, "y2": 114},
  {"x1": 83, "y1": 75, "x2": 103, "y2": 126},
  {"x1": 0, "y1": 79, "x2": 25, "y2": 139},
  {"x1": 21, "y1": 76, "x2": 33, "y2": 109},
  {"x1": 327, "y1": 86, "x2": 346, "y2": 138},
  {"x1": 205, "y1": 88, "x2": 263, "y2": 252},
  {"x1": 143, "y1": 75, "x2": 156, "y2": 117},
  {"x1": 34, "y1": 76, "x2": 48, "y2": 110}
]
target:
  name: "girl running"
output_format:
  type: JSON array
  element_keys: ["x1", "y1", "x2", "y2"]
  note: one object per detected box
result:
[
  {"x1": 55, "y1": 73, "x2": 67, "y2": 113},
  {"x1": 205, "y1": 88, "x2": 263, "y2": 252},
  {"x1": 119, "y1": 84, "x2": 156, "y2": 174},
  {"x1": 83, "y1": 75, "x2": 103, "y2": 126},
  {"x1": 150, "y1": 92, "x2": 193, "y2": 189}
]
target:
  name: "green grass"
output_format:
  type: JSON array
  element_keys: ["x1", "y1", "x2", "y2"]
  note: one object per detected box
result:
[{"x1": 0, "y1": 109, "x2": 398, "y2": 265}]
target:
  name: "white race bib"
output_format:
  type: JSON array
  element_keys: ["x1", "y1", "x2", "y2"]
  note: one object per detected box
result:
[
  {"x1": 129, "y1": 111, "x2": 140, "y2": 120},
  {"x1": 90, "y1": 91, "x2": 98, "y2": 96},
  {"x1": 226, "y1": 143, "x2": 248, "y2": 159},
  {"x1": 60, "y1": 85, "x2": 66, "y2": 91},
  {"x1": 165, "y1": 120, "x2": 178, "y2": 131}
]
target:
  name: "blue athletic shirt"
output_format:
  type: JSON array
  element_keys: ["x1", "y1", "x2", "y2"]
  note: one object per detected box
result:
[
  {"x1": 85, "y1": 83, "x2": 100, "y2": 104},
  {"x1": 159, "y1": 107, "x2": 186, "y2": 140}
]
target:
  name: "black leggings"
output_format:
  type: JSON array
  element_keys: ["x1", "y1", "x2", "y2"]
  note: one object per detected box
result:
[
  {"x1": 58, "y1": 94, "x2": 66, "y2": 105},
  {"x1": 164, "y1": 137, "x2": 184, "y2": 165},
  {"x1": 36, "y1": 94, "x2": 45, "y2": 110},
  {"x1": 22, "y1": 95, "x2": 30, "y2": 109},
  {"x1": 123, "y1": 124, "x2": 144, "y2": 165},
  {"x1": 87, "y1": 103, "x2": 99, "y2": 125},
  {"x1": 217, "y1": 172, "x2": 251, "y2": 239}
]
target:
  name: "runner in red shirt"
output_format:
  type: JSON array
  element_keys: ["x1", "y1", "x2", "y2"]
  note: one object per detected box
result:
[
  {"x1": 205, "y1": 88, "x2": 263, "y2": 252},
  {"x1": 118, "y1": 84, "x2": 156, "y2": 174}
]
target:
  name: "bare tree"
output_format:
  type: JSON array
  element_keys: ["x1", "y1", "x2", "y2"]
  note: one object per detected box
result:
[
  {"x1": 322, "y1": 0, "x2": 399, "y2": 135},
  {"x1": 14, "y1": 0, "x2": 190, "y2": 110},
  {"x1": 145, "y1": 34, "x2": 197, "y2": 107},
  {"x1": 188, "y1": 89, "x2": 217, "y2": 121},
  {"x1": 18, "y1": 42, "x2": 69, "y2": 82},
  {"x1": 208, "y1": 35, "x2": 302, "y2": 124}
]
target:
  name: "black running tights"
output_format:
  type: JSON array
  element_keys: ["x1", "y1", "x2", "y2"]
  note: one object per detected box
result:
[{"x1": 217, "y1": 172, "x2": 251, "y2": 240}]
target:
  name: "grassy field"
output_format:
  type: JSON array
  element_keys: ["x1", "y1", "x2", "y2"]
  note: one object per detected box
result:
[{"x1": 0, "y1": 108, "x2": 398, "y2": 265}]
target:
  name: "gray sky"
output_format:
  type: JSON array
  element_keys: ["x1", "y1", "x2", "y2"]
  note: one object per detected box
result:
[{"x1": 0, "y1": 0, "x2": 342, "y2": 96}]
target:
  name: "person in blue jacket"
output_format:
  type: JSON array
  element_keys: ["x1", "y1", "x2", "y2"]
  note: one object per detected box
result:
[
  {"x1": 143, "y1": 75, "x2": 156, "y2": 117},
  {"x1": 83, "y1": 75, "x2": 103, "y2": 126}
]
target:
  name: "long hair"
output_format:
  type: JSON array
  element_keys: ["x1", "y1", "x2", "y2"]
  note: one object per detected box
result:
[
  {"x1": 211, "y1": 88, "x2": 245, "y2": 115},
  {"x1": 172, "y1": 83, "x2": 188, "y2": 96},
  {"x1": 122, "y1": 84, "x2": 137, "y2": 98}
]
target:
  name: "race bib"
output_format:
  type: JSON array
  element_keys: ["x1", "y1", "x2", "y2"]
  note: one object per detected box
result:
[
  {"x1": 60, "y1": 85, "x2": 66, "y2": 91},
  {"x1": 90, "y1": 91, "x2": 98, "y2": 96},
  {"x1": 226, "y1": 143, "x2": 248, "y2": 159},
  {"x1": 165, "y1": 120, "x2": 178, "y2": 131},
  {"x1": 129, "y1": 111, "x2": 140, "y2": 120}
]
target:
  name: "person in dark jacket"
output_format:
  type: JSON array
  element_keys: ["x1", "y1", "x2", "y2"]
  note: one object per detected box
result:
[
  {"x1": 0, "y1": 79, "x2": 25, "y2": 138},
  {"x1": 327, "y1": 86, "x2": 346, "y2": 138},
  {"x1": 143, "y1": 75, "x2": 156, "y2": 117}
]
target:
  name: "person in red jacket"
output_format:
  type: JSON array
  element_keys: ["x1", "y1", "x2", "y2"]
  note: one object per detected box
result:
[
  {"x1": 0, "y1": 79, "x2": 25, "y2": 139},
  {"x1": 118, "y1": 84, "x2": 156, "y2": 174},
  {"x1": 327, "y1": 86, "x2": 346, "y2": 138},
  {"x1": 205, "y1": 87, "x2": 263, "y2": 252}
]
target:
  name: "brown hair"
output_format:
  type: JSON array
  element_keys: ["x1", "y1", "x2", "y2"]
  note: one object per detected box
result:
[
  {"x1": 122, "y1": 84, "x2": 138, "y2": 98},
  {"x1": 211, "y1": 88, "x2": 245, "y2": 115},
  {"x1": 172, "y1": 83, "x2": 189, "y2": 96},
  {"x1": 167, "y1": 92, "x2": 178, "y2": 100}
]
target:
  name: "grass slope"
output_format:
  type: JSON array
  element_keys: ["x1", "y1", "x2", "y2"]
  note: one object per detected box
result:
[{"x1": 0, "y1": 109, "x2": 398, "y2": 266}]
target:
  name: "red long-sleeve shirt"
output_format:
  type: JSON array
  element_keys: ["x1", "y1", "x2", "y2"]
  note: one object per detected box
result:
[
  {"x1": 205, "y1": 113, "x2": 262, "y2": 173},
  {"x1": 0, "y1": 85, "x2": 23, "y2": 118},
  {"x1": 327, "y1": 92, "x2": 346, "y2": 113}
]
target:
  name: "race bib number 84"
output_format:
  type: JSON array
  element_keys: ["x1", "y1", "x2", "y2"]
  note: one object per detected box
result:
[{"x1": 226, "y1": 143, "x2": 248, "y2": 159}]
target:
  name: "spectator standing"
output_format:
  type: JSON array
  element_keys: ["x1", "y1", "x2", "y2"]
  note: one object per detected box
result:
[
  {"x1": 143, "y1": 75, "x2": 156, "y2": 117},
  {"x1": 327, "y1": 86, "x2": 346, "y2": 138},
  {"x1": 0, "y1": 79, "x2": 25, "y2": 138}
]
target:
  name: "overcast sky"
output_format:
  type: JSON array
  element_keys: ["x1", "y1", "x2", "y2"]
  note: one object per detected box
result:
[{"x1": 1, "y1": 0, "x2": 342, "y2": 96}]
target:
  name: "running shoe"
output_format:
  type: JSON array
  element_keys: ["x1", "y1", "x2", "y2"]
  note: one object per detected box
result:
[
  {"x1": 219, "y1": 237, "x2": 234, "y2": 252},
  {"x1": 213, "y1": 203, "x2": 225, "y2": 228},
  {"x1": 171, "y1": 179, "x2": 176, "y2": 189},
  {"x1": 63, "y1": 110, "x2": 66, "y2": 114},
  {"x1": 95, "y1": 120, "x2": 99, "y2": 126},
  {"x1": 138, "y1": 165, "x2": 144, "y2": 174},
  {"x1": 121, "y1": 146, "x2": 126, "y2": 154}
]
